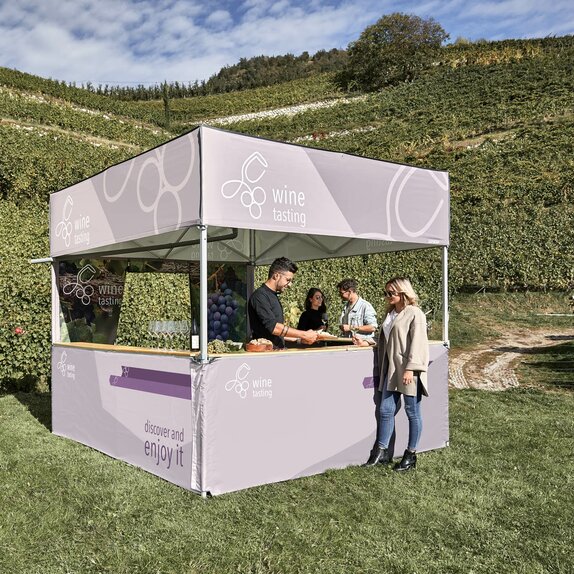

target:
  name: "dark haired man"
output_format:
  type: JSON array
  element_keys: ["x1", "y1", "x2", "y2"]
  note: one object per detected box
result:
[
  {"x1": 337, "y1": 278, "x2": 377, "y2": 345},
  {"x1": 248, "y1": 257, "x2": 318, "y2": 349}
]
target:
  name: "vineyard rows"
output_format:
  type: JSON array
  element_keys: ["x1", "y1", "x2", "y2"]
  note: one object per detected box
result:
[{"x1": 0, "y1": 86, "x2": 168, "y2": 148}]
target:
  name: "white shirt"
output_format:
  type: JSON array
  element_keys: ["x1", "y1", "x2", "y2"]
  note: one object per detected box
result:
[{"x1": 382, "y1": 309, "x2": 398, "y2": 341}]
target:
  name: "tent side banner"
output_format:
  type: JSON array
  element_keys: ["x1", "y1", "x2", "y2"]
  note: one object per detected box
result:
[
  {"x1": 50, "y1": 130, "x2": 201, "y2": 257},
  {"x1": 201, "y1": 127, "x2": 449, "y2": 247}
]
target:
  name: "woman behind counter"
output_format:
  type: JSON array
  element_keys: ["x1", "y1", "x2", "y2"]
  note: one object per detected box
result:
[
  {"x1": 363, "y1": 276, "x2": 429, "y2": 472},
  {"x1": 297, "y1": 288, "x2": 328, "y2": 331}
]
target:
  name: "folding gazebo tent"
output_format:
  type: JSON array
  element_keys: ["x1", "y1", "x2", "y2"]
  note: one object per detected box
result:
[{"x1": 49, "y1": 125, "x2": 450, "y2": 495}]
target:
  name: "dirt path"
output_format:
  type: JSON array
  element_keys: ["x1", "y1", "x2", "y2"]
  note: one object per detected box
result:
[{"x1": 449, "y1": 327, "x2": 574, "y2": 390}]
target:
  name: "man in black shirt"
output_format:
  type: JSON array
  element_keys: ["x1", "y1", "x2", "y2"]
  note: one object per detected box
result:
[{"x1": 248, "y1": 257, "x2": 318, "y2": 349}]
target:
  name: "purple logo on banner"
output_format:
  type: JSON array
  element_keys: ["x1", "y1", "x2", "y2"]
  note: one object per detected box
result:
[
  {"x1": 109, "y1": 366, "x2": 191, "y2": 400},
  {"x1": 362, "y1": 376, "x2": 377, "y2": 389}
]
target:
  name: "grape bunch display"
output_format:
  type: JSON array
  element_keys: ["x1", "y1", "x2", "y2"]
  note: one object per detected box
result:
[{"x1": 207, "y1": 282, "x2": 241, "y2": 341}]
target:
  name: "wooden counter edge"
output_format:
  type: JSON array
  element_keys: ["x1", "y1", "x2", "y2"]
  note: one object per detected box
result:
[
  {"x1": 52, "y1": 341, "x2": 370, "y2": 358},
  {"x1": 53, "y1": 340, "x2": 447, "y2": 358}
]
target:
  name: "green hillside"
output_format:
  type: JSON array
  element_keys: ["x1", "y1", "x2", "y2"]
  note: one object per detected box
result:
[{"x1": 0, "y1": 36, "x2": 573, "y2": 388}]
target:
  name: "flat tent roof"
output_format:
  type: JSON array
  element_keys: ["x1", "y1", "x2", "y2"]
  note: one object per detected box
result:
[{"x1": 50, "y1": 125, "x2": 449, "y2": 263}]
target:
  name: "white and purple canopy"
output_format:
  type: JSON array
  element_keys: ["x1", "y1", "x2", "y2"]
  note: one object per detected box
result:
[{"x1": 50, "y1": 126, "x2": 449, "y2": 263}]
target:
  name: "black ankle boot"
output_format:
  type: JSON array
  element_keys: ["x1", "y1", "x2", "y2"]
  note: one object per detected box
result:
[
  {"x1": 393, "y1": 449, "x2": 417, "y2": 472},
  {"x1": 364, "y1": 445, "x2": 390, "y2": 467}
]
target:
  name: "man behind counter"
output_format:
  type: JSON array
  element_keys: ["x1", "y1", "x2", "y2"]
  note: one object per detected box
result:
[
  {"x1": 337, "y1": 278, "x2": 377, "y2": 345},
  {"x1": 248, "y1": 257, "x2": 318, "y2": 349}
]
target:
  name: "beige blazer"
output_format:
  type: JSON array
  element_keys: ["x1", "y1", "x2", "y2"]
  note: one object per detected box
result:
[{"x1": 377, "y1": 305, "x2": 429, "y2": 396}]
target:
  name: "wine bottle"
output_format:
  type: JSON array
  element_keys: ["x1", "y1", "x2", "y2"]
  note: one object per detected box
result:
[{"x1": 191, "y1": 318, "x2": 199, "y2": 350}]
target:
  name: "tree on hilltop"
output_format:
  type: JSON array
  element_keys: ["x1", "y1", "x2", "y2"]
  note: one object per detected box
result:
[{"x1": 338, "y1": 12, "x2": 449, "y2": 91}]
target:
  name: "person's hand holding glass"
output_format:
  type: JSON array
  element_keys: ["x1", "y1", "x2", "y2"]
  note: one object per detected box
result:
[{"x1": 351, "y1": 317, "x2": 370, "y2": 346}]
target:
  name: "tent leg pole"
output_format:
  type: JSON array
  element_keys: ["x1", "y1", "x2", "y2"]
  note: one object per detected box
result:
[
  {"x1": 199, "y1": 224, "x2": 208, "y2": 363},
  {"x1": 246, "y1": 230, "x2": 257, "y2": 338},
  {"x1": 249, "y1": 229, "x2": 256, "y2": 264},
  {"x1": 51, "y1": 262, "x2": 60, "y2": 343},
  {"x1": 442, "y1": 246, "x2": 449, "y2": 348}
]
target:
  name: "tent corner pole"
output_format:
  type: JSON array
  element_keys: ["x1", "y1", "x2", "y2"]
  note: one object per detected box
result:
[
  {"x1": 248, "y1": 229, "x2": 256, "y2": 265},
  {"x1": 442, "y1": 246, "x2": 450, "y2": 348},
  {"x1": 51, "y1": 261, "x2": 60, "y2": 343},
  {"x1": 246, "y1": 230, "x2": 257, "y2": 338},
  {"x1": 198, "y1": 224, "x2": 209, "y2": 363}
]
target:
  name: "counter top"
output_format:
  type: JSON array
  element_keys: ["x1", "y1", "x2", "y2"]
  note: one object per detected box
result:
[
  {"x1": 53, "y1": 341, "x2": 365, "y2": 358},
  {"x1": 53, "y1": 340, "x2": 447, "y2": 358}
]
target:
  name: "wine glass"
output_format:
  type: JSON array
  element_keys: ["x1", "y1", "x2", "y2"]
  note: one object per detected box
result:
[
  {"x1": 159, "y1": 321, "x2": 169, "y2": 349},
  {"x1": 166, "y1": 320, "x2": 177, "y2": 350},
  {"x1": 147, "y1": 321, "x2": 154, "y2": 346},
  {"x1": 349, "y1": 317, "x2": 360, "y2": 337},
  {"x1": 177, "y1": 320, "x2": 190, "y2": 350},
  {"x1": 147, "y1": 321, "x2": 160, "y2": 347},
  {"x1": 181, "y1": 320, "x2": 191, "y2": 350}
]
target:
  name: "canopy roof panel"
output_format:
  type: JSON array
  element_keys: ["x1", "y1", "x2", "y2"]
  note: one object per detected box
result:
[{"x1": 50, "y1": 126, "x2": 449, "y2": 262}]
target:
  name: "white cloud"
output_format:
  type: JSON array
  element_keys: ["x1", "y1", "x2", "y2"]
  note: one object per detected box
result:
[
  {"x1": 410, "y1": 0, "x2": 574, "y2": 41},
  {"x1": 0, "y1": 0, "x2": 572, "y2": 87},
  {"x1": 206, "y1": 10, "x2": 233, "y2": 28}
]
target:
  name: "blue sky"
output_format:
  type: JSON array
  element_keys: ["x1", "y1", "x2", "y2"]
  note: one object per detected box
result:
[{"x1": 0, "y1": 0, "x2": 572, "y2": 87}]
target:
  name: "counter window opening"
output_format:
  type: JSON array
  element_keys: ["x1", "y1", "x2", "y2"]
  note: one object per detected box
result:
[{"x1": 56, "y1": 258, "x2": 248, "y2": 352}]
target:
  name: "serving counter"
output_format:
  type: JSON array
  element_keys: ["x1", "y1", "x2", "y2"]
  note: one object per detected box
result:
[{"x1": 52, "y1": 341, "x2": 449, "y2": 495}]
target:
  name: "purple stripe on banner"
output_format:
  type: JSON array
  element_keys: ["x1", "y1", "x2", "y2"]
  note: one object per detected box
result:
[
  {"x1": 120, "y1": 366, "x2": 189, "y2": 387},
  {"x1": 362, "y1": 376, "x2": 376, "y2": 389},
  {"x1": 362, "y1": 366, "x2": 433, "y2": 389},
  {"x1": 109, "y1": 375, "x2": 191, "y2": 400}
]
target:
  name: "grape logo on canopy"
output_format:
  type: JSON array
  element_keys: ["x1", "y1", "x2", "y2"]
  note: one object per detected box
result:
[
  {"x1": 55, "y1": 194, "x2": 91, "y2": 247},
  {"x1": 55, "y1": 195, "x2": 74, "y2": 247},
  {"x1": 221, "y1": 151, "x2": 308, "y2": 228},
  {"x1": 388, "y1": 166, "x2": 447, "y2": 239},
  {"x1": 221, "y1": 151, "x2": 268, "y2": 219},
  {"x1": 102, "y1": 133, "x2": 196, "y2": 233}
]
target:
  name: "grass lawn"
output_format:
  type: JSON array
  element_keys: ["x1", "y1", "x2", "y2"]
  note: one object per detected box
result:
[
  {"x1": 1, "y1": 293, "x2": 573, "y2": 573},
  {"x1": 517, "y1": 340, "x2": 574, "y2": 392},
  {"x1": 1, "y1": 391, "x2": 572, "y2": 573},
  {"x1": 431, "y1": 291, "x2": 574, "y2": 349}
]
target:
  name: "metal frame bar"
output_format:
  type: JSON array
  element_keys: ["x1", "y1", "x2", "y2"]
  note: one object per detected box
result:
[
  {"x1": 199, "y1": 224, "x2": 208, "y2": 363},
  {"x1": 442, "y1": 246, "x2": 449, "y2": 347}
]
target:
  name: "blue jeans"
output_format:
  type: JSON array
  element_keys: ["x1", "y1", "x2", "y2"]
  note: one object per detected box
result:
[{"x1": 377, "y1": 378, "x2": 423, "y2": 452}]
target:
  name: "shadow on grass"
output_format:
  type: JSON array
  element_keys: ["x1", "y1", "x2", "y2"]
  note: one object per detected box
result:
[
  {"x1": 14, "y1": 391, "x2": 52, "y2": 431},
  {"x1": 504, "y1": 339, "x2": 574, "y2": 391},
  {"x1": 494, "y1": 334, "x2": 574, "y2": 353}
]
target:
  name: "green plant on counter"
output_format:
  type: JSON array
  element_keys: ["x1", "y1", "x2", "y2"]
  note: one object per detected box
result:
[{"x1": 206, "y1": 339, "x2": 244, "y2": 354}]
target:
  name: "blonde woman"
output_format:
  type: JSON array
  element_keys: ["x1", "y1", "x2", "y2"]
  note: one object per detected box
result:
[{"x1": 364, "y1": 276, "x2": 429, "y2": 471}]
